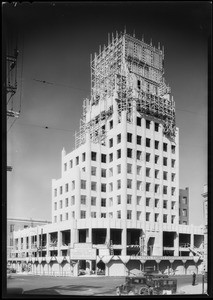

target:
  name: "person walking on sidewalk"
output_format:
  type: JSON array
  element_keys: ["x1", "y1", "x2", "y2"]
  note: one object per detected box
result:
[{"x1": 192, "y1": 272, "x2": 196, "y2": 286}]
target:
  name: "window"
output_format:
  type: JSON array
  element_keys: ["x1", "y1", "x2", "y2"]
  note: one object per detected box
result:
[
  {"x1": 91, "y1": 182, "x2": 97, "y2": 191},
  {"x1": 72, "y1": 211, "x2": 75, "y2": 218},
  {"x1": 146, "y1": 198, "x2": 150, "y2": 206},
  {"x1": 66, "y1": 212, "x2": 69, "y2": 220},
  {"x1": 65, "y1": 183, "x2": 69, "y2": 192},
  {"x1": 54, "y1": 202, "x2": 57, "y2": 210},
  {"x1": 155, "y1": 213, "x2": 159, "y2": 222},
  {"x1": 117, "y1": 210, "x2": 121, "y2": 219},
  {"x1": 117, "y1": 195, "x2": 121, "y2": 205},
  {"x1": 182, "y1": 197, "x2": 187, "y2": 205},
  {"x1": 163, "y1": 214, "x2": 167, "y2": 223},
  {"x1": 109, "y1": 167, "x2": 113, "y2": 177},
  {"x1": 72, "y1": 181, "x2": 75, "y2": 190},
  {"x1": 137, "y1": 79, "x2": 141, "y2": 90},
  {"x1": 109, "y1": 120, "x2": 113, "y2": 129},
  {"x1": 54, "y1": 189, "x2": 57, "y2": 197},
  {"x1": 137, "y1": 150, "x2": 142, "y2": 160},
  {"x1": 146, "y1": 167, "x2": 150, "y2": 177},
  {"x1": 109, "y1": 138, "x2": 113, "y2": 148},
  {"x1": 146, "y1": 153, "x2": 151, "y2": 162},
  {"x1": 146, "y1": 120, "x2": 150, "y2": 129},
  {"x1": 54, "y1": 216, "x2": 57, "y2": 223},
  {"x1": 137, "y1": 165, "x2": 142, "y2": 175},
  {"x1": 171, "y1": 215, "x2": 175, "y2": 224},
  {"x1": 60, "y1": 200, "x2": 63, "y2": 209},
  {"x1": 127, "y1": 194, "x2": 132, "y2": 204},
  {"x1": 127, "y1": 179, "x2": 132, "y2": 189},
  {"x1": 101, "y1": 183, "x2": 106, "y2": 192},
  {"x1": 171, "y1": 201, "x2": 176, "y2": 209},
  {"x1": 137, "y1": 181, "x2": 142, "y2": 191},
  {"x1": 163, "y1": 200, "x2": 167, "y2": 209},
  {"x1": 81, "y1": 180, "x2": 86, "y2": 189},
  {"x1": 171, "y1": 187, "x2": 176, "y2": 196},
  {"x1": 117, "y1": 164, "x2": 121, "y2": 174},
  {"x1": 80, "y1": 211, "x2": 86, "y2": 219},
  {"x1": 155, "y1": 123, "x2": 159, "y2": 132},
  {"x1": 155, "y1": 199, "x2": 159, "y2": 208},
  {"x1": 65, "y1": 198, "x2": 69, "y2": 207},
  {"x1": 155, "y1": 155, "x2": 159, "y2": 164},
  {"x1": 109, "y1": 197, "x2": 113, "y2": 206},
  {"x1": 109, "y1": 153, "x2": 113, "y2": 162},
  {"x1": 171, "y1": 145, "x2": 176, "y2": 154},
  {"x1": 163, "y1": 143, "x2": 168, "y2": 152},
  {"x1": 60, "y1": 214, "x2": 63, "y2": 221},
  {"x1": 117, "y1": 133, "x2": 121, "y2": 143},
  {"x1": 146, "y1": 182, "x2": 150, "y2": 192},
  {"x1": 76, "y1": 156, "x2": 79, "y2": 165},
  {"x1": 101, "y1": 168, "x2": 106, "y2": 177},
  {"x1": 171, "y1": 173, "x2": 175, "y2": 182},
  {"x1": 117, "y1": 180, "x2": 121, "y2": 190},
  {"x1": 60, "y1": 186, "x2": 63, "y2": 194},
  {"x1": 182, "y1": 209, "x2": 187, "y2": 217},
  {"x1": 155, "y1": 184, "x2": 159, "y2": 193},
  {"x1": 155, "y1": 170, "x2": 159, "y2": 179},
  {"x1": 171, "y1": 159, "x2": 175, "y2": 168},
  {"x1": 146, "y1": 138, "x2": 151, "y2": 147},
  {"x1": 70, "y1": 160, "x2": 73, "y2": 168},
  {"x1": 101, "y1": 213, "x2": 106, "y2": 218},
  {"x1": 163, "y1": 186, "x2": 167, "y2": 195},
  {"x1": 91, "y1": 197, "x2": 96, "y2": 206},
  {"x1": 127, "y1": 132, "x2": 132, "y2": 143},
  {"x1": 81, "y1": 195, "x2": 86, "y2": 205},
  {"x1": 137, "y1": 196, "x2": 141, "y2": 205},
  {"x1": 71, "y1": 196, "x2": 75, "y2": 205},
  {"x1": 127, "y1": 163, "x2": 132, "y2": 174},
  {"x1": 82, "y1": 152, "x2": 86, "y2": 161},
  {"x1": 91, "y1": 151, "x2": 97, "y2": 161},
  {"x1": 163, "y1": 171, "x2": 167, "y2": 180},
  {"x1": 137, "y1": 117, "x2": 141, "y2": 126},
  {"x1": 101, "y1": 154, "x2": 107, "y2": 163},
  {"x1": 109, "y1": 212, "x2": 113, "y2": 218},
  {"x1": 91, "y1": 212, "x2": 96, "y2": 218},
  {"x1": 127, "y1": 210, "x2": 132, "y2": 220},
  {"x1": 137, "y1": 211, "x2": 141, "y2": 220},
  {"x1": 155, "y1": 141, "x2": 159, "y2": 150},
  {"x1": 137, "y1": 135, "x2": 142, "y2": 145},
  {"x1": 127, "y1": 148, "x2": 132, "y2": 158},
  {"x1": 91, "y1": 166, "x2": 96, "y2": 176},
  {"x1": 101, "y1": 198, "x2": 106, "y2": 207},
  {"x1": 109, "y1": 182, "x2": 113, "y2": 192},
  {"x1": 64, "y1": 163, "x2": 67, "y2": 171},
  {"x1": 117, "y1": 149, "x2": 121, "y2": 159},
  {"x1": 146, "y1": 212, "x2": 150, "y2": 221},
  {"x1": 163, "y1": 157, "x2": 167, "y2": 166}
]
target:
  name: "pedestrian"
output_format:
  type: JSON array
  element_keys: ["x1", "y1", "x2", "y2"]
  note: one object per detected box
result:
[{"x1": 192, "y1": 272, "x2": 196, "y2": 286}]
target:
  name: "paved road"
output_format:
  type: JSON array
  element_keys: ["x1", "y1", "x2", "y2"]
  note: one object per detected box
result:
[{"x1": 6, "y1": 274, "x2": 206, "y2": 296}]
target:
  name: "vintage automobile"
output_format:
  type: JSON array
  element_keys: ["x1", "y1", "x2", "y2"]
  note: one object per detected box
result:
[{"x1": 116, "y1": 276, "x2": 177, "y2": 295}]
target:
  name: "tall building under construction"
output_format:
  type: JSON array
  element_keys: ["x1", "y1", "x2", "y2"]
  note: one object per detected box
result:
[{"x1": 8, "y1": 31, "x2": 204, "y2": 276}]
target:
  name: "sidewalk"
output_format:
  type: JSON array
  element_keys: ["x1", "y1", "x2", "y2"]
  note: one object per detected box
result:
[{"x1": 178, "y1": 283, "x2": 208, "y2": 295}]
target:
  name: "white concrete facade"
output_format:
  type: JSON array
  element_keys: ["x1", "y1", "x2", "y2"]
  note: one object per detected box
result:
[{"x1": 8, "y1": 32, "x2": 204, "y2": 276}]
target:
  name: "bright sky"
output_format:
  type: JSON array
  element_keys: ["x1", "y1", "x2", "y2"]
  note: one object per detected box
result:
[{"x1": 5, "y1": 2, "x2": 210, "y2": 225}]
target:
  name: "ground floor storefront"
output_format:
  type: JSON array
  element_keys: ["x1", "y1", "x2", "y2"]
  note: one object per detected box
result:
[{"x1": 8, "y1": 255, "x2": 203, "y2": 277}]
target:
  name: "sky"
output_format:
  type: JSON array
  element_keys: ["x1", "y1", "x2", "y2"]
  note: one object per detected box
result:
[{"x1": 4, "y1": 2, "x2": 210, "y2": 225}]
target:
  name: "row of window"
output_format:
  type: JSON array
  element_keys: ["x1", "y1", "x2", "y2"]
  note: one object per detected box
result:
[
  {"x1": 54, "y1": 195, "x2": 177, "y2": 210},
  {"x1": 54, "y1": 211, "x2": 176, "y2": 223}
]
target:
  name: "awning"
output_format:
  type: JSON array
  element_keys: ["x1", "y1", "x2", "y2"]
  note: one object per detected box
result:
[
  {"x1": 119, "y1": 255, "x2": 130, "y2": 264},
  {"x1": 45, "y1": 256, "x2": 51, "y2": 264},
  {"x1": 102, "y1": 255, "x2": 113, "y2": 264}
]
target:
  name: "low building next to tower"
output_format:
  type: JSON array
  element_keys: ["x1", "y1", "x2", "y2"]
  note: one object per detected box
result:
[{"x1": 8, "y1": 31, "x2": 204, "y2": 276}]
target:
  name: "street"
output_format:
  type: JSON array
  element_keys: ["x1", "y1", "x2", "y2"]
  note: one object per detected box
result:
[{"x1": 6, "y1": 274, "x2": 206, "y2": 296}]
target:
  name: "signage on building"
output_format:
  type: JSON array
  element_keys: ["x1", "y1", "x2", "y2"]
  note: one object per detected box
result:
[
  {"x1": 99, "y1": 248, "x2": 110, "y2": 256},
  {"x1": 70, "y1": 248, "x2": 96, "y2": 260}
]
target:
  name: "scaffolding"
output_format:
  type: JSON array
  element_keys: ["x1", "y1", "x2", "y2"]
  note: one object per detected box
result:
[{"x1": 75, "y1": 31, "x2": 176, "y2": 149}]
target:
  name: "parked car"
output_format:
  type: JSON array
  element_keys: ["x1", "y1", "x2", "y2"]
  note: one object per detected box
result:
[{"x1": 116, "y1": 276, "x2": 177, "y2": 295}]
